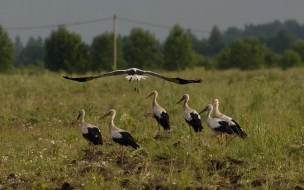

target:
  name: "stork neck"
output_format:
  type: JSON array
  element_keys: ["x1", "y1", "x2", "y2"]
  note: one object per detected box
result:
[
  {"x1": 213, "y1": 104, "x2": 221, "y2": 117},
  {"x1": 110, "y1": 114, "x2": 115, "y2": 127},
  {"x1": 79, "y1": 114, "x2": 85, "y2": 123},
  {"x1": 206, "y1": 108, "x2": 212, "y2": 119},
  {"x1": 152, "y1": 94, "x2": 158, "y2": 107},
  {"x1": 183, "y1": 99, "x2": 189, "y2": 109}
]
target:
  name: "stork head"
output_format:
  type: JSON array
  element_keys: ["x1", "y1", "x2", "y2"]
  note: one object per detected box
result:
[
  {"x1": 213, "y1": 99, "x2": 219, "y2": 107},
  {"x1": 74, "y1": 109, "x2": 85, "y2": 124},
  {"x1": 145, "y1": 90, "x2": 158, "y2": 99},
  {"x1": 100, "y1": 109, "x2": 116, "y2": 119},
  {"x1": 176, "y1": 94, "x2": 189, "y2": 104},
  {"x1": 199, "y1": 104, "x2": 213, "y2": 115}
]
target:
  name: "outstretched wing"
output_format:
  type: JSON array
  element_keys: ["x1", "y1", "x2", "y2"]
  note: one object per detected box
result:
[
  {"x1": 143, "y1": 70, "x2": 202, "y2": 85},
  {"x1": 63, "y1": 70, "x2": 128, "y2": 82}
]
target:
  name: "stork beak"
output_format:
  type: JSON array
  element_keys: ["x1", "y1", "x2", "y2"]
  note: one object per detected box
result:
[
  {"x1": 198, "y1": 107, "x2": 208, "y2": 115},
  {"x1": 99, "y1": 112, "x2": 111, "y2": 120},
  {"x1": 73, "y1": 114, "x2": 81, "y2": 125},
  {"x1": 145, "y1": 92, "x2": 153, "y2": 99},
  {"x1": 176, "y1": 97, "x2": 184, "y2": 105}
]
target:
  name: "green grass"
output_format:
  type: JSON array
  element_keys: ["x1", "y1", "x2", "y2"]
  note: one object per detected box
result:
[{"x1": 1, "y1": 67, "x2": 304, "y2": 189}]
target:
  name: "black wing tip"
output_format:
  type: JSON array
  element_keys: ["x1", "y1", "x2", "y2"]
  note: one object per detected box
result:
[
  {"x1": 173, "y1": 77, "x2": 203, "y2": 84},
  {"x1": 62, "y1": 75, "x2": 90, "y2": 82},
  {"x1": 195, "y1": 78, "x2": 203, "y2": 83}
]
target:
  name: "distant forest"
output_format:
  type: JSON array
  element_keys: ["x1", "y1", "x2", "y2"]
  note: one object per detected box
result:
[{"x1": 1, "y1": 19, "x2": 304, "y2": 73}]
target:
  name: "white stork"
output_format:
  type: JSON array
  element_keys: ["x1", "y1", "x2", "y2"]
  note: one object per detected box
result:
[
  {"x1": 63, "y1": 68, "x2": 202, "y2": 92},
  {"x1": 145, "y1": 90, "x2": 171, "y2": 132},
  {"x1": 199, "y1": 104, "x2": 234, "y2": 146},
  {"x1": 176, "y1": 94, "x2": 203, "y2": 145},
  {"x1": 213, "y1": 99, "x2": 248, "y2": 142},
  {"x1": 74, "y1": 109, "x2": 103, "y2": 153},
  {"x1": 100, "y1": 109, "x2": 140, "y2": 166}
]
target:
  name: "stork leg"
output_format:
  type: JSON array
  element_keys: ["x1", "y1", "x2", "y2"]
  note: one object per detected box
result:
[
  {"x1": 217, "y1": 135, "x2": 221, "y2": 145},
  {"x1": 199, "y1": 131, "x2": 201, "y2": 146},
  {"x1": 227, "y1": 135, "x2": 237, "y2": 145},
  {"x1": 120, "y1": 146, "x2": 124, "y2": 167},
  {"x1": 189, "y1": 127, "x2": 193, "y2": 141},
  {"x1": 88, "y1": 142, "x2": 91, "y2": 151},
  {"x1": 92, "y1": 146, "x2": 96, "y2": 154}
]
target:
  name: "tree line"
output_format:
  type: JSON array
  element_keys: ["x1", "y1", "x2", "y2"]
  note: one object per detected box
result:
[{"x1": 1, "y1": 19, "x2": 304, "y2": 73}]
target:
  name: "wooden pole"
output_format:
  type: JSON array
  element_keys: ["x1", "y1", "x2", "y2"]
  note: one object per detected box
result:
[{"x1": 113, "y1": 15, "x2": 117, "y2": 70}]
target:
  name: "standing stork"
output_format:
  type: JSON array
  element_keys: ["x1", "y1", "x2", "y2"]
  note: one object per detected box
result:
[
  {"x1": 100, "y1": 109, "x2": 140, "y2": 166},
  {"x1": 213, "y1": 99, "x2": 248, "y2": 142},
  {"x1": 199, "y1": 104, "x2": 234, "y2": 146},
  {"x1": 176, "y1": 94, "x2": 203, "y2": 145},
  {"x1": 63, "y1": 68, "x2": 202, "y2": 92},
  {"x1": 145, "y1": 90, "x2": 171, "y2": 132},
  {"x1": 74, "y1": 109, "x2": 103, "y2": 154}
]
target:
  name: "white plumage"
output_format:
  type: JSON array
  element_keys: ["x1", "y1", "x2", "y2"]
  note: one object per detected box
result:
[
  {"x1": 177, "y1": 94, "x2": 203, "y2": 145},
  {"x1": 213, "y1": 99, "x2": 248, "y2": 140},
  {"x1": 145, "y1": 90, "x2": 171, "y2": 132},
  {"x1": 100, "y1": 109, "x2": 140, "y2": 166},
  {"x1": 74, "y1": 109, "x2": 103, "y2": 153},
  {"x1": 63, "y1": 68, "x2": 202, "y2": 92},
  {"x1": 199, "y1": 104, "x2": 234, "y2": 146}
]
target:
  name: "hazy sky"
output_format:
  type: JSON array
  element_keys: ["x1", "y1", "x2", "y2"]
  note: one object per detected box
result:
[{"x1": 1, "y1": 0, "x2": 304, "y2": 44}]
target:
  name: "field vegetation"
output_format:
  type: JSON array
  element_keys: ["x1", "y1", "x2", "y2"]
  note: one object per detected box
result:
[{"x1": 0, "y1": 67, "x2": 304, "y2": 189}]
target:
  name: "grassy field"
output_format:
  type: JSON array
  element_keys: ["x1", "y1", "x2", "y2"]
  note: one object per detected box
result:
[{"x1": 0, "y1": 67, "x2": 304, "y2": 189}]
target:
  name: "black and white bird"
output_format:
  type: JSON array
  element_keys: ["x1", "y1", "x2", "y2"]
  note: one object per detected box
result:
[
  {"x1": 100, "y1": 109, "x2": 140, "y2": 166},
  {"x1": 176, "y1": 94, "x2": 203, "y2": 145},
  {"x1": 199, "y1": 104, "x2": 234, "y2": 146},
  {"x1": 74, "y1": 109, "x2": 103, "y2": 153},
  {"x1": 145, "y1": 90, "x2": 171, "y2": 132},
  {"x1": 213, "y1": 99, "x2": 248, "y2": 141},
  {"x1": 63, "y1": 68, "x2": 202, "y2": 92}
]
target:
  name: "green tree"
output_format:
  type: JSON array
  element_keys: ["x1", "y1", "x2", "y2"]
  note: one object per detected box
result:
[
  {"x1": 163, "y1": 24, "x2": 194, "y2": 70},
  {"x1": 207, "y1": 25, "x2": 225, "y2": 56},
  {"x1": 123, "y1": 28, "x2": 163, "y2": 69},
  {"x1": 216, "y1": 48, "x2": 231, "y2": 69},
  {"x1": 280, "y1": 50, "x2": 301, "y2": 70},
  {"x1": 229, "y1": 37, "x2": 267, "y2": 70},
  {"x1": 264, "y1": 50, "x2": 280, "y2": 68},
  {"x1": 291, "y1": 40, "x2": 304, "y2": 62},
  {"x1": 224, "y1": 26, "x2": 243, "y2": 45},
  {"x1": 268, "y1": 28, "x2": 296, "y2": 53},
  {"x1": 45, "y1": 26, "x2": 91, "y2": 74},
  {"x1": 0, "y1": 25, "x2": 14, "y2": 73},
  {"x1": 91, "y1": 32, "x2": 125, "y2": 72},
  {"x1": 16, "y1": 37, "x2": 45, "y2": 66},
  {"x1": 13, "y1": 35, "x2": 23, "y2": 62}
]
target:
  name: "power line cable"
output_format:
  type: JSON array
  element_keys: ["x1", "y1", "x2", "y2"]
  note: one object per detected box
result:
[
  {"x1": 117, "y1": 17, "x2": 210, "y2": 34},
  {"x1": 5, "y1": 17, "x2": 112, "y2": 31}
]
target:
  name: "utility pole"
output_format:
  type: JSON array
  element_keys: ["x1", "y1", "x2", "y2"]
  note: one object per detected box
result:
[{"x1": 113, "y1": 15, "x2": 117, "y2": 70}]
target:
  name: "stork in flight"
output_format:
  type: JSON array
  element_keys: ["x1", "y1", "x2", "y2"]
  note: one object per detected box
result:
[
  {"x1": 100, "y1": 109, "x2": 140, "y2": 166},
  {"x1": 212, "y1": 99, "x2": 248, "y2": 143},
  {"x1": 176, "y1": 94, "x2": 203, "y2": 145},
  {"x1": 74, "y1": 109, "x2": 103, "y2": 154},
  {"x1": 145, "y1": 90, "x2": 171, "y2": 132},
  {"x1": 63, "y1": 68, "x2": 202, "y2": 92}
]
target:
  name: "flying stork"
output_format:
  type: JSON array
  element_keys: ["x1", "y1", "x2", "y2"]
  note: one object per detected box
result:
[
  {"x1": 63, "y1": 68, "x2": 202, "y2": 92},
  {"x1": 145, "y1": 90, "x2": 171, "y2": 132},
  {"x1": 199, "y1": 104, "x2": 235, "y2": 146},
  {"x1": 74, "y1": 109, "x2": 103, "y2": 154},
  {"x1": 176, "y1": 94, "x2": 203, "y2": 145},
  {"x1": 100, "y1": 109, "x2": 140, "y2": 166},
  {"x1": 212, "y1": 99, "x2": 248, "y2": 142}
]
